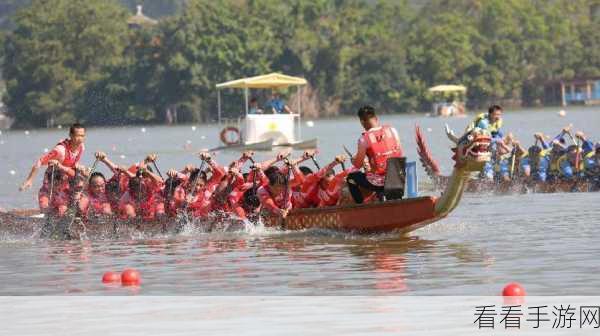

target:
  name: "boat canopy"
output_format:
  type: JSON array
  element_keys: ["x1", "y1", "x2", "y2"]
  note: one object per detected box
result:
[
  {"x1": 428, "y1": 85, "x2": 467, "y2": 93},
  {"x1": 216, "y1": 73, "x2": 307, "y2": 90}
]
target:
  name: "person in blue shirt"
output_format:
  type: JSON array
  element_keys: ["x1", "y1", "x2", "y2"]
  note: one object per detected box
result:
[
  {"x1": 265, "y1": 91, "x2": 293, "y2": 114},
  {"x1": 585, "y1": 144, "x2": 600, "y2": 191},
  {"x1": 520, "y1": 144, "x2": 550, "y2": 184}
]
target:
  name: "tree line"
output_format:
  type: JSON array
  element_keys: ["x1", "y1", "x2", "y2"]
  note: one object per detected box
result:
[{"x1": 1, "y1": 0, "x2": 599, "y2": 128}]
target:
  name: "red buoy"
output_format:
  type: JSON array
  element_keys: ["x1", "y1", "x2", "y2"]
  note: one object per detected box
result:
[
  {"x1": 102, "y1": 271, "x2": 121, "y2": 284},
  {"x1": 502, "y1": 282, "x2": 526, "y2": 296},
  {"x1": 121, "y1": 269, "x2": 141, "y2": 286}
]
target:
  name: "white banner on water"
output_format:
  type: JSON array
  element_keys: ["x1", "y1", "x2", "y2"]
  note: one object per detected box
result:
[{"x1": 1, "y1": 296, "x2": 599, "y2": 335}]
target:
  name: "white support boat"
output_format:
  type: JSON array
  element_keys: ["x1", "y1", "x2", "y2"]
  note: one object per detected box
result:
[{"x1": 215, "y1": 73, "x2": 318, "y2": 151}]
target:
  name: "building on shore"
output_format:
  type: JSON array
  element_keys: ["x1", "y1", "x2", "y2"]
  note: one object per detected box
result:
[
  {"x1": 127, "y1": 5, "x2": 158, "y2": 29},
  {"x1": 544, "y1": 77, "x2": 600, "y2": 107}
]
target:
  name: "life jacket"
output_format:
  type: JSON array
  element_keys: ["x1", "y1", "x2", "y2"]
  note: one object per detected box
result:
[
  {"x1": 313, "y1": 184, "x2": 340, "y2": 207},
  {"x1": 584, "y1": 152, "x2": 598, "y2": 171},
  {"x1": 557, "y1": 155, "x2": 584, "y2": 176},
  {"x1": 56, "y1": 139, "x2": 84, "y2": 168},
  {"x1": 362, "y1": 125, "x2": 403, "y2": 175},
  {"x1": 470, "y1": 113, "x2": 502, "y2": 133},
  {"x1": 86, "y1": 192, "x2": 110, "y2": 215}
]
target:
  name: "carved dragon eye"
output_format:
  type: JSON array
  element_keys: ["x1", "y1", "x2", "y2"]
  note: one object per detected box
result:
[{"x1": 467, "y1": 134, "x2": 474, "y2": 141}]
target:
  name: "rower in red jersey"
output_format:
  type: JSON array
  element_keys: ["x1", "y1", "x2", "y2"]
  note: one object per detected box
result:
[
  {"x1": 94, "y1": 151, "x2": 133, "y2": 210},
  {"x1": 20, "y1": 123, "x2": 86, "y2": 213},
  {"x1": 79, "y1": 172, "x2": 113, "y2": 217},
  {"x1": 256, "y1": 160, "x2": 304, "y2": 219},
  {"x1": 118, "y1": 155, "x2": 165, "y2": 221},
  {"x1": 306, "y1": 155, "x2": 351, "y2": 207},
  {"x1": 172, "y1": 153, "x2": 225, "y2": 218},
  {"x1": 347, "y1": 105, "x2": 403, "y2": 203}
]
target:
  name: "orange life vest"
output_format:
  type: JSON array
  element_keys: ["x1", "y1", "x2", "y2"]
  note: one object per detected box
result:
[
  {"x1": 362, "y1": 125, "x2": 403, "y2": 175},
  {"x1": 56, "y1": 139, "x2": 84, "y2": 168}
]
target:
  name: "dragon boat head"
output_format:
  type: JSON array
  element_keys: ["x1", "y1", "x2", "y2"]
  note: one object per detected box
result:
[{"x1": 452, "y1": 127, "x2": 491, "y2": 171}]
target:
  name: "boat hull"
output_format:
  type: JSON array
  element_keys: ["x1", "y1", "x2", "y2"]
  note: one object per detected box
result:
[
  {"x1": 1, "y1": 196, "x2": 441, "y2": 238},
  {"x1": 265, "y1": 196, "x2": 439, "y2": 234}
]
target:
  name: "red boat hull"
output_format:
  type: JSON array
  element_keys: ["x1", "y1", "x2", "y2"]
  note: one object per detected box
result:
[{"x1": 266, "y1": 196, "x2": 439, "y2": 234}]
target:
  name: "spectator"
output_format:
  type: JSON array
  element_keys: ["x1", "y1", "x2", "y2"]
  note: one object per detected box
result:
[
  {"x1": 248, "y1": 97, "x2": 263, "y2": 114},
  {"x1": 265, "y1": 91, "x2": 293, "y2": 114}
]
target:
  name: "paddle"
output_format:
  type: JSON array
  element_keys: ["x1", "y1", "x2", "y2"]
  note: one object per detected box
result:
[
  {"x1": 183, "y1": 160, "x2": 206, "y2": 213},
  {"x1": 343, "y1": 145, "x2": 354, "y2": 158},
  {"x1": 565, "y1": 131, "x2": 581, "y2": 175},
  {"x1": 509, "y1": 146, "x2": 517, "y2": 180},
  {"x1": 48, "y1": 165, "x2": 56, "y2": 209},
  {"x1": 280, "y1": 159, "x2": 293, "y2": 225},
  {"x1": 310, "y1": 154, "x2": 321, "y2": 170},
  {"x1": 150, "y1": 160, "x2": 164, "y2": 180}
]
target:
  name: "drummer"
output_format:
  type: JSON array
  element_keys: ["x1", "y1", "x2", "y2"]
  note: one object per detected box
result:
[
  {"x1": 19, "y1": 123, "x2": 86, "y2": 213},
  {"x1": 347, "y1": 105, "x2": 403, "y2": 204}
]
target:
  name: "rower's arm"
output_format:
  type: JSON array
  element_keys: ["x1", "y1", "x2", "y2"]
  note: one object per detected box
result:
[
  {"x1": 20, "y1": 148, "x2": 62, "y2": 190},
  {"x1": 100, "y1": 156, "x2": 119, "y2": 174},
  {"x1": 143, "y1": 169, "x2": 163, "y2": 184}
]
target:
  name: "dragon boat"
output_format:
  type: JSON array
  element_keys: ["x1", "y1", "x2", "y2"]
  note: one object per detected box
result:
[
  {"x1": 416, "y1": 127, "x2": 599, "y2": 194},
  {"x1": 0, "y1": 127, "x2": 491, "y2": 239}
]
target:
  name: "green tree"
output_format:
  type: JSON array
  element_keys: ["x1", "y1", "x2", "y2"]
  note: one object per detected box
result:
[{"x1": 2, "y1": 0, "x2": 129, "y2": 127}]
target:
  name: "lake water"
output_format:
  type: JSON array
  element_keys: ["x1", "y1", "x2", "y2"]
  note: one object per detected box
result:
[{"x1": 0, "y1": 106, "x2": 599, "y2": 296}]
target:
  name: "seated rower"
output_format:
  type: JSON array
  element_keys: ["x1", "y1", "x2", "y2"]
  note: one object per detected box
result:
[
  {"x1": 79, "y1": 172, "x2": 113, "y2": 217},
  {"x1": 180, "y1": 153, "x2": 225, "y2": 218},
  {"x1": 547, "y1": 140, "x2": 567, "y2": 183},
  {"x1": 95, "y1": 151, "x2": 132, "y2": 210},
  {"x1": 118, "y1": 162, "x2": 165, "y2": 221},
  {"x1": 347, "y1": 105, "x2": 403, "y2": 204},
  {"x1": 492, "y1": 135, "x2": 518, "y2": 183},
  {"x1": 257, "y1": 167, "x2": 294, "y2": 219},
  {"x1": 209, "y1": 165, "x2": 246, "y2": 217},
  {"x1": 307, "y1": 155, "x2": 351, "y2": 207},
  {"x1": 584, "y1": 144, "x2": 600, "y2": 190},
  {"x1": 520, "y1": 144, "x2": 550, "y2": 185},
  {"x1": 558, "y1": 145, "x2": 585, "y2": 181}
]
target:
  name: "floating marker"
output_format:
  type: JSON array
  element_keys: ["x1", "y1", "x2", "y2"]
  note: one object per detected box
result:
[
  {"x1": 200, "y1": 135, "x2": 206, "y2": 140},
  {"x1": 141, "y1": 127, "x2": 146, "y2": 133},
  {"x1": 57, "y1": 125, "x2": 62, "y2": 129},
  {"x1": 502, "y1": 282, "x2": 526, "y2": 296},
  {"x1": 191, "y1": 126, "x2": 197, "y2": 131},
  {"x1": 9, "y1": 170, "x2": 16, "y2": 175},
  {"x1": 186, "y1": 140, "x2": 192, "y2": 144},
  {"x1": 24, "y1": 130, "x2": 30, "y2": 135},
  {"x1": 121, "y1": 268, "x2": 141, "y2": 286},
  {"x1": 0, "y1": 130, "x2": 2, "y2": 135},
  {"x1": 558, "y1": 110, "x2": 566, "y2": 117},
  {"x1": 427, "y1": 128, "x2": 432, "y2": 132},
  {"x1": 44, "y1": 148, "x2": 49, "y2": 153},
  {"x1": 102, "y1": 271, "x2": 120, "y2": 284},
  {"x1": 120, "y1": 155, "x2": 126, "y2": 159},
  {"x1": 306, "y1": 120, "x2": 315, "y2": 127}
]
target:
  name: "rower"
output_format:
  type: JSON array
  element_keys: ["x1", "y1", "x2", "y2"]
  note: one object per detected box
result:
[
  {"x1": 118, "y1": 162, "x2": 165, "y2": 221},
  {"x1": 256, "y1": 167, "x2": 293, "y2": 218},
  {"x1": 520, "y1": 144, "x2": 550, "y2": 185},
  {"x1": 307, "y1": 155, "x2": 350, "y2": 207},
  {"x1": 346, "y1": 105, "x2": 403, "y2": 204},
  {"x1": 79, "y1": 172, "x2": 113, "y2": 217}
]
